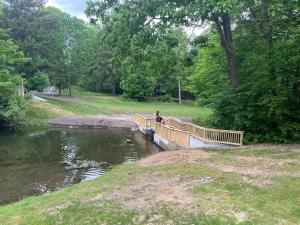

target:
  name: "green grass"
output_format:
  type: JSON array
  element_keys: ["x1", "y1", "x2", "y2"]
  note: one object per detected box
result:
[
  {"x1": 0, "y1": 165, "x2": 235, "y2": 225},
  {"x1": 1, "y1": 148, "x2": 299, "y2": 225},
  {"x1": 46, "y1": 95, "x2": 212, "y2": 119},
  {"x1": 0, "y1": 165, "x2": 233, "y2": 225},
  {"x1": 23, "y1": 103, "x2": 51, "y2": 126},
  {"x1": 41, "y1": 86, "x2": 213, "y2": 119},
  {"x1": 206, "y1": 147, "x2": 300, "y2": 160},
  {"x1": 192, "y1": 175, "x2": 300, "y2": 225}
]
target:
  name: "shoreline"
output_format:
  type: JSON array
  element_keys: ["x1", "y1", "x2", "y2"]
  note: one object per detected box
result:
[
  {"x1": 1, "y1": 147, "x2": 299, "y2": 224},
  {"x1": 47, "y1": 114, "x2": 137, "y2": 130}
]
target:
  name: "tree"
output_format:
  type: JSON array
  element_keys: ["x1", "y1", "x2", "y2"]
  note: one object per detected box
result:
[
  {"x1": 86, "y1": 0, "x2": 241, "y2": 86},
  {"x1": 86, "y1": 3, "x2": 193, "y2": 99},
  {"x1": 188, "y1": 33, "x2": 229, "y2": 106},
  {"x1": 188, "y1": 1, "x2": 300, "y2": 142},
  {"x1": 0, "y1": 28, "x2": 29, "y2": 126},
  {"x1": 40, "y1": 7, "x2": 96, "y2": 96},
  {"x1": 1, "y1": 0, "x2": 50, "y2": 91}
]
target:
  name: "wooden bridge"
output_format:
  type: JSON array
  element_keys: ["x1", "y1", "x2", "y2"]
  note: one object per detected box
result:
[{"x1": 134, "y1": 113, "x2": 244, "y2": 149}]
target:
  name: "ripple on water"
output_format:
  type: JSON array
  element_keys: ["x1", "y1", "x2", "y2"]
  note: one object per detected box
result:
[{"x1": 0, "y1": 128, "x2": 158, "y2": 204}]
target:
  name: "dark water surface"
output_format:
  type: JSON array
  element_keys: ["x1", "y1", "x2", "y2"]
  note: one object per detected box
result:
[{"x1": 0, "y1": 128, "x2": 158, "y2": 204}]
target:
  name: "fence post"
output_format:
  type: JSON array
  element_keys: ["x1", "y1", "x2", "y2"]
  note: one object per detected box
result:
[
  {"x1": 187, "y1": 132, "x2": 191, "y2": 150},
  {"x1": 240, "y1": 132, "x2": 244, "y2": 146}
]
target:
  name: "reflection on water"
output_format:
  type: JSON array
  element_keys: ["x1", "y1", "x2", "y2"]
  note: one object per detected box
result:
[{"x1": 0, "y1": 128, "x2": 159, "y2": 204}]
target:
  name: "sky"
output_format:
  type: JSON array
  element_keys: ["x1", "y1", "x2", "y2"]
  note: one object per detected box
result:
[{"x1": 46, "y1": 0, "x2": 87, "y2": 20}]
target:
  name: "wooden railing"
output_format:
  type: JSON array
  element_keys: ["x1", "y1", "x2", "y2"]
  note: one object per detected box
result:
[
  {"x1": 155, "y1": 122, "x2": 190, "y2": 149},
  {"x1": 150, "y1": 117, "x2": 156, "y2": 129},
  {"x1": 204, "y1": 128, "x2": 244, "y2": 146},
  {"x1": 164, "y1": 118, "x2": 186, "y2": 130},
  {"x1": 134, "y1": 114, "x2": 151, "y2": 129},
  {"x1": 165, "y1": 118, "x2": 244, "y2": 146},
  {"x1": 135, "y1": 114, "x2": 244, "y2": 147}
]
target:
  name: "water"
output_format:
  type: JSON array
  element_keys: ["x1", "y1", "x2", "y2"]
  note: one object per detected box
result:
[{"x1": 0, "y1": 128, "x2": 159, "y2": 204}]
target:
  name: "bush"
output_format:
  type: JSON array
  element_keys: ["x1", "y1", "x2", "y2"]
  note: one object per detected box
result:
[
  {"x1": 26, "y1": 72, "x2": 50, "y2": 92},
  {"x1": 212, "y1": 83, "x2": 300, "y2": 143},
  {"x1": 1, "y1": 96, "x2": 28, "y2": 127},
  {"x1": 157, "y1": 95, "x2": 172, "y2": 102}
]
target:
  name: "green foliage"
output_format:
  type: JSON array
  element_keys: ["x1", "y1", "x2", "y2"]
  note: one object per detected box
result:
[
  {"x1": 188, "y1": 34, "x2": 229, "y2": 107},
  {"x1": 0, "y1": 0, "x2": 298, "y2": 143},
  {"x1": 121, "y1": 70, "x2": 156, "y2": 100},
  {"x1": 189, "y1": 1, "x2": 300, "y2": 142},
  {"x1": 39, "y1": 7, "x2": 96, "y2": 94},
  {"x1": 26, "y1": 72, "x2": 49, "y2": 92},
  {"x1": 1, "y1": 0, "x2": 48, "y2": 90},
  {"x1": 1, "y1": 96, "x2": 28, "y2": 125},
  {"x1": 157, "y1": 95, "x2": 172, "y2": 102},
  {"x1": 0, "y1": 28, "x2": 29, "y2": 125},
  {"x1": 86, "y1": 1, "x2": 193, "y2": 99}
]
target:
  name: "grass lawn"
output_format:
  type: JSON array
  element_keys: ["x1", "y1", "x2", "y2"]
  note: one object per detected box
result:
[
  {"x1": 45, "y1": 97, "x2": 212, "y2": 118},
  {"x1": 31, "y1": 87, "x2": 212, "y2": 120},
  {"x1": 1, "y1": 147, "x2": 299, "y2": 225}
]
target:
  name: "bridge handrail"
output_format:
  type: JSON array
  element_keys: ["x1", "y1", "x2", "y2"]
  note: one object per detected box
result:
[
  {"x1": 134, "y1": 113, "x2": 151, "y2": 129},
  {"x1": 155, "y1": 122, "x2": 190, "y2": 149},
  {"x1": 165, "y1": 118, "x2": 244, "y2": 146},
  {"x1": 134, "y1": 114, "x2": 244, "y2": 147}
]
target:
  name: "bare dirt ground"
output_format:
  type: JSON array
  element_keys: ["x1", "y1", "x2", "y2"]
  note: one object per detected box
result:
[
  {"x1": 101, "y1": 173, "x2": 215, "y2": 213},
  {"x1": 97, "y1": 149, "x2": 299, "y2": 215},
  {"x1": 138, "y1": 149, "x2": 214, "y2": 165},
  {"x1": 48, "y1": 114, "x2": 137, "y2": 130}
]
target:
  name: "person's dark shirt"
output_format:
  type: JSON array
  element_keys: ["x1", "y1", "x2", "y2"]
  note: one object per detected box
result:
[{"x1": 156, "y1": 115, "x2": 163, "y2": 123}]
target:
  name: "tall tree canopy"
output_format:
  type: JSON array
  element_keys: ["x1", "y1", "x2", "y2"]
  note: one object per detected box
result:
[
  {"x1": 86, "y1": 0, "x2": 300, "y2": 142},
  {"x1": 86, "y1": 0, "x2": 241, "y2": 85},
  {"x1": 0, "y1": 28, "x2": 29, "y2": 125},
  {"x1": 0, "y1": 0, "x2": 299, "y2": 142}
]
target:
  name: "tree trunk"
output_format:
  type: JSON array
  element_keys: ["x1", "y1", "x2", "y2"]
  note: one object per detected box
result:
[
  {"x1": 213, "y1": 13, "x2": 240, "y2": 86},
  {"x1": 112, "y1": 79, "x2": 116, "y2": 95},
  {"x1": 178, "y1": 77, "x2": 182, "y2": 104},
  {"x1": 68, "y1": 75, "x2": 72, "y2": 97},
  {"x1": 265, "y1": 13, "x2": 276, "y2": 81},
  {"x1": 267, "y1": 33, "x2": 276, "y2": 81},
  {"x1": 249, "y1": 1, "x2": 275, "y2": 81},
  {"x1": 58, "y1": 85, "x2": 62, "y2": 96},
  {"x1": 19, "y1": 79, "x2": 25, "y2": 97},
  {"x1": 293, "y1": 59, "x2": 300, "y2": 97}
]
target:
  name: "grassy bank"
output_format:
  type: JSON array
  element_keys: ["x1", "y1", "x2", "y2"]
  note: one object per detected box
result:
[
  {"x1": 24, "y1": 101, "x2": 74, "y2": 126},
  {"x1": 1, "y1": 147, "x2": 299, "y2": 225}
]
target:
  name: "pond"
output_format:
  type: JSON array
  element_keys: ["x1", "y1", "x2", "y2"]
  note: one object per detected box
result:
[{"x1": 0, "y1": 128, "x2": 159, "y2": 204}]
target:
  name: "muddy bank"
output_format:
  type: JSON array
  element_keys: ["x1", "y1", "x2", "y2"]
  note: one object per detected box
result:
[{"x1": 48, "y1": 115, "x2": 137, "y2": 130}]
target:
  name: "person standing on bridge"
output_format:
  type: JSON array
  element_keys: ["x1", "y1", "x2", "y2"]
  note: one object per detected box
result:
[{"x1": 155, "y1": 111, "x2": 165, "y2": 125}]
